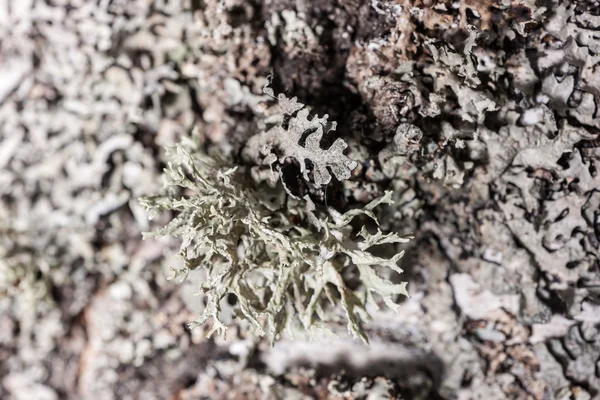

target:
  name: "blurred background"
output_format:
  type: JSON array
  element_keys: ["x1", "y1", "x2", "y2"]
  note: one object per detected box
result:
[{"x1": 2, "y1": 1, "x2": 600, "y2": 399}]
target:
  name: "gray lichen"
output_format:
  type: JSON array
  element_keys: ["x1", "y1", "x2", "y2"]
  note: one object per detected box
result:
[
  {"x1": 140, "y1": 142, "x2": 411, "y2": 343},
  {"x1": 242, "y1": 82, "x2": 358, "y2": 187}
]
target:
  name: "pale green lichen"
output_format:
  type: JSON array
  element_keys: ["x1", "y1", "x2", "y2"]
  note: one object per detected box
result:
[{"x1": 140, "y1": 142, "x2": 411, "y2": 343}]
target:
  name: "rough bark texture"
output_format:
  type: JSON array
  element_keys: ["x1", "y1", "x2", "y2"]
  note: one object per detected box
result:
[{"x1": 1, "y1": 0, "x2": 599, "y2": 399}]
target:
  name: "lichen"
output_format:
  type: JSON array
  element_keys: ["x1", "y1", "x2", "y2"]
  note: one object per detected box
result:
[
  {"x1": 242, "y1": 81, "x2": 358, "y2": 187},
  {"x1": 139, "y1": 143, "x2": 411, "y2": 343}
]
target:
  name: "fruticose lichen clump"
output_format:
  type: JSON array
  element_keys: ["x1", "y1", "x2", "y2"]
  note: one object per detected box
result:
[{"x1": 140, "y1": 103, "x2": 412, "y2": 342}]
